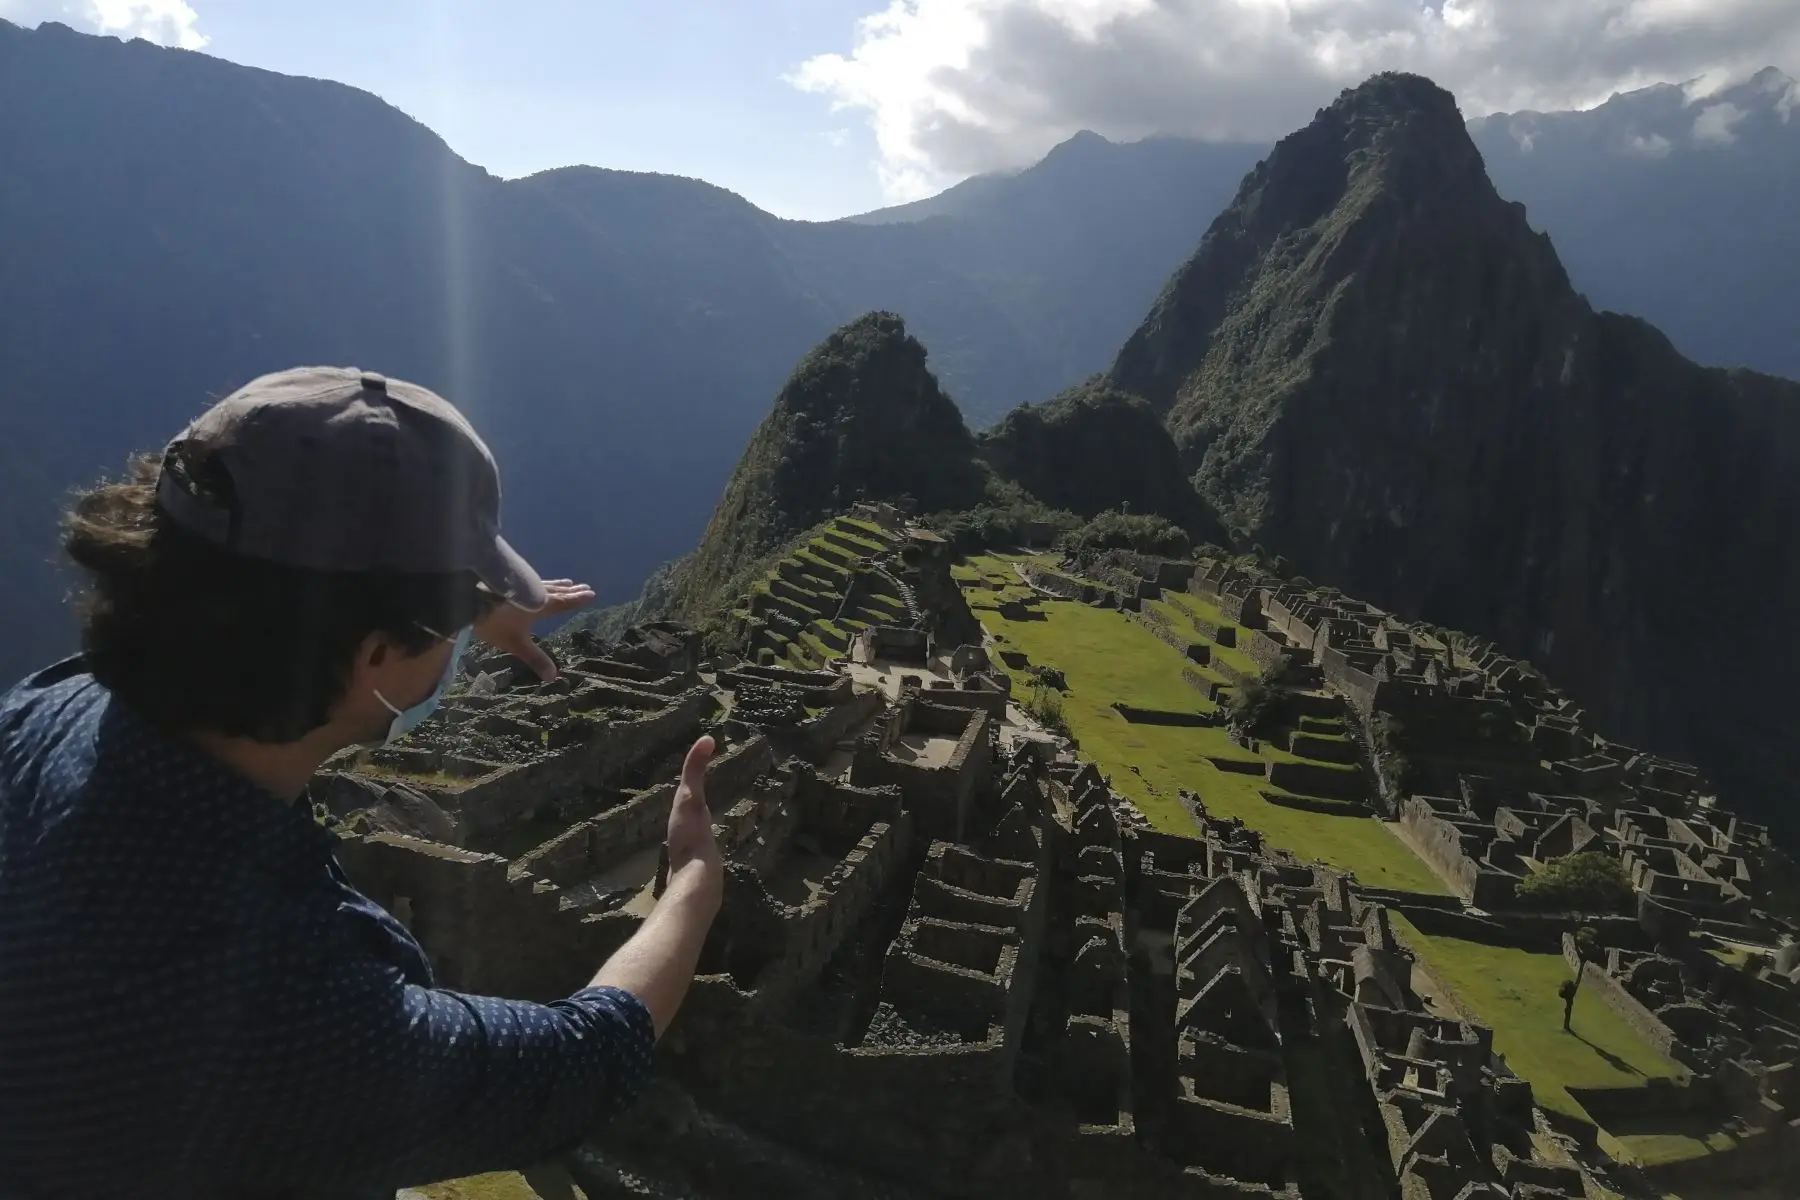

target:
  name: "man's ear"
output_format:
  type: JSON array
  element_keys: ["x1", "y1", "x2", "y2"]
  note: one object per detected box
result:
[{"x1": 350, "y1": 632, "x2": 391, "y2": 682}]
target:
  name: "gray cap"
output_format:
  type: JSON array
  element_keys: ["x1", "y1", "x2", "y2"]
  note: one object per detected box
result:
[{"x1": 154, "y1": 366, "x2": 546, "y2": 612}]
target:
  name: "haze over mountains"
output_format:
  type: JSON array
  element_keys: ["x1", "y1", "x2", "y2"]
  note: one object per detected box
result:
[{"x1": 3, "y1": 19, "x2": 1799, "y2": 833}]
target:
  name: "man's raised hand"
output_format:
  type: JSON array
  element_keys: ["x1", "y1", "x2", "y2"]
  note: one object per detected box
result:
[
  {"x1": 665, "y1": 736, "x2": 722, "y2": 916},
  {"x1": 473, "y1": 579, "x2": 595, "y2": 681}
]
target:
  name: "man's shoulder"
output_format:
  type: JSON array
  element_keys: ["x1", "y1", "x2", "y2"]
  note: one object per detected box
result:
[
  {"x1": 0, "y1": 657, "x2": 104, "y2": 727},
  {"x1": 0, "y1": 658, "x2": 111, "y2": 811}
]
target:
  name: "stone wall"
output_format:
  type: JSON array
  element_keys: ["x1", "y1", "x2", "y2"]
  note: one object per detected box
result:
[
  {"x1": 444, "y1": 686, "x2": 714, "y2": 837},
  {"x1": 720, "y1": 665, "x2": 851, "y2": 707},
  {"x1": 1242, "y1": 628, "x2": 1295, "y2": 676},
  {"x1": 335, "y1": 832, "x2": 637, "y2": 1001},
  {"x1": 1318, "y1": 643, "x2": 1382, "y2": 718},
  {"x1": 852, "y1": 704, "x2": 993, "y2": 844},
  {"x1": 1131, "y1": 608, "x2": 1213, "y2": 665},
  {"x1": 513, "y1": 737, "x2": 777, "y2": 887},
  {"x1": 749, "y1": 807, "x2": 915, "y2": 1009},
  {"x1": 793, "y1": 690, "x2": 886, "y2": 759},
  {"x1": 662, "y1": 980, "x2": 1039, "y2": 1197},
  {"x1": 920, "y1": 680, "x2": 1011, "y2": 720},
  {"x1": 1399, "y1": 798, "x2": 1483, "y2": 901},
  {"x1": 1567, "y1": 956, "x2": 1682, "y2": 1059},
  {"x1": 1023, "y1": 563, "x2": 1128, "y2": 609}
]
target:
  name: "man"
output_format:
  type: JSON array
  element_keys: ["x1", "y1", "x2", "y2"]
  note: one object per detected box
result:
[
  {"x1": 0, "y1": 367, "x2": 723, "y2": 1198},
  {"x1": 1558, "y1": 977, "x2": 1579, "y2": 1031}
]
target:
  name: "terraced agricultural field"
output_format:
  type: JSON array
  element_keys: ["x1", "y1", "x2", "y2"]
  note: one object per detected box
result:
[{"x1": 967, "y1": 570, "x2": 1446, "y2": 894}]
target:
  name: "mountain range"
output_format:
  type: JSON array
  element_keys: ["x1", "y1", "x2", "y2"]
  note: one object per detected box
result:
[
  {"x1": 3, "y1": 19, "x2": 1799, "y2": 833},
  {"x1": 0, "y1": 18, "x2": 1265, "y2": 686},
  {"x1": 662, "y1": 74, "x2": 1800, "y2": 841}
]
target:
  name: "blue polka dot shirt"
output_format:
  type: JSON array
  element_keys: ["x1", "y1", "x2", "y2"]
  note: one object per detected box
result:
[{"x1": 0, "y1": 659, "x2": 656, "y2": 1199}]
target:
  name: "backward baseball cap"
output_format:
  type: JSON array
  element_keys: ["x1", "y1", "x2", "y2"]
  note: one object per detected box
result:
[{"x1": 153, "y1": 366, "x2": 547, "y2": 612}]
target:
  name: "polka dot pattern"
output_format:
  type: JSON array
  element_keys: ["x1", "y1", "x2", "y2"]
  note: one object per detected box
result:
[{"x1": 0, "y1": 659, "x2": 656, "y2": 1198}]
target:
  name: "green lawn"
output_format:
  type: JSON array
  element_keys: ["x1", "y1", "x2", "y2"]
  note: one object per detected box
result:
[
  {"x1": 825, "y1": 522, "x2": 889, "y2": 555},
  {"x1": 840, "y1": 516, "x2": 893, "y2": 540},
  {"x1": 1155, "y1": 591, "x2": 1261, "y2": 678},
  {"x1": 1606, "y1": 1126, "x2": 1750, "y2": 1168},
  {"x1": 1394, "y1": 917, "x2": 1684, "y2": 1120},
  {"x1": 975, "y1": 594, "x2": 1447, "y2": 892}
]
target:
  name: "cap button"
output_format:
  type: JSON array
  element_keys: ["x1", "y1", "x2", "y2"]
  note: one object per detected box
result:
[{"x1": 360, "y1": 371, "x2": 388, "y2": 393}]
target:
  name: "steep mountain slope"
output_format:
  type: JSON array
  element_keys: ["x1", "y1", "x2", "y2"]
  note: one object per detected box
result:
[
  {"x1": 977, "y1": 380, "x2": 1224, "y2": 541},
  {"x1": 669, "y1": 313, "x2": 988, "y2": 617},
  {"x1": 1110, "y1": 72, "x2": 1800, "y2": 834},
  {"x1": 1470, "y1": 68, "x2": 1800, "y2": 383}
]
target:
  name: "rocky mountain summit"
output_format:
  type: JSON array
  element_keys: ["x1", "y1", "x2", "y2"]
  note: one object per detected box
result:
[
  {"x1": 1109, "y1": 72, "x2": 1800, "y2": 836},
  {"x1": 670, "y1": 313, "x2": 989, "y2": 616}
]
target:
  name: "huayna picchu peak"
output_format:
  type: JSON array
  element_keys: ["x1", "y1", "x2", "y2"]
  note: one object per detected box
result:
[
  {"x1": 1109, "y1": 71, "x2": 1800, "y2": 844},
  {"x1": 664, "y1": 313, "x2": 990, "y2": 623}
]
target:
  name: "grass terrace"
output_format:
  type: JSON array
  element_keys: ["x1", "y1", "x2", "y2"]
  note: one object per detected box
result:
[
  {"x1": 732, "y1": 516, "x2": 908, "y2": 669},
  {"x1": 1150, "y1": 590, "x2": 1261, "y2": 679},
  {"x1": 954, "y1": 553, "x2": 1041, "y2": 606},
  {"x1": 970, "y1": 574, "x2": 1447, "y2": 894}
]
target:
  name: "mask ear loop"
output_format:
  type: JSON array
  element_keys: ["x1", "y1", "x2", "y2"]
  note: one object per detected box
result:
[{"x1": 373, "y1": 626, "x2": 462, "y2": 717}]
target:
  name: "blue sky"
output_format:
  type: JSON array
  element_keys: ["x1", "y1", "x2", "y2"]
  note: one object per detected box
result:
[
  {"x1": 176, "y1": 0, "x2": 887, "y2": 220},
  {"x1": 1, "y1": 0, "x2": 892, "y2": 219},
  {"x1": 7, "y1": 1, "x2": 1796, "y2": 219}
]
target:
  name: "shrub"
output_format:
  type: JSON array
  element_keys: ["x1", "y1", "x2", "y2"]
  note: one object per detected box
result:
[
  {"x1": 924, "y1": 488, "x2": 1080, "y2": 554},
  {"x1": 1226, "y1": 655, "x2": 1297, "y2": 738},
  {"x1": 1517, "y1": 853, "x2": 1634, "y2": 914},
  {"x1": 1022, "y1": 682, "x2": 1068, "y2": 734},
  {"x1": 1060, "y1": 510, "x2": 1191, "y2": 560}
]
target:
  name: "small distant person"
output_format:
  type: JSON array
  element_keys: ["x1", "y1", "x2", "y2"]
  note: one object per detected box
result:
[
  {"x1": 0, "y1": 368, "x2": 724, "y2": 1198},
  {"x1": 1558, "y1": 977, "x2": 1579, "y2": 1031}
]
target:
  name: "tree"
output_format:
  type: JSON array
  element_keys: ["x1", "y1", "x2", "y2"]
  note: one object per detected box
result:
[
  {"x1": 1226, "y1": 655, "x2": 1296, "y2": 739},
  {"x1": 1518, "y1": 853, "x2": 1634, "y2": 914},
  {"x1": 1022, "y1": 680, "x2": 1068, "y2": 734}
]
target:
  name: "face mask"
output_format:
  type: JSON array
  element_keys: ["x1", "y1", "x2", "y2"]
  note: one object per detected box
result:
[{"x1": 373, "y1": 625, "x2": 473, "y2": 747}]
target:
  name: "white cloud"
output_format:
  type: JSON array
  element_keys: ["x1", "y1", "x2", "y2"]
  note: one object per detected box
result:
[
  {"x1": 794, "y1": 0, "x2": 1800, "y2": 199},
  {"x1": 1626, "y1": 131, "x2": 1673, "y2": 157},
  {"x1": 1692, "y1": 100, "x2": 1748, "y2": 143},
  {"x1": 0, "y1": 0, "x2": 207, "y2": 49}
]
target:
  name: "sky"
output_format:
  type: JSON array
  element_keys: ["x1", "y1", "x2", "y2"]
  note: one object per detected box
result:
[{"x1": 3, "y1": 0, "x2": 1798, "y2": 219}]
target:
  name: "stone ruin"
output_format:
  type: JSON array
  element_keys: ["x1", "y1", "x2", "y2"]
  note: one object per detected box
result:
[
  {"x1": 1166, "y1": 556, "x2": 1784, "y2": 935},
  {"x1": 1094, "y1": 551, "x2": 1800, "y2": 1171},
  {"x1": 309, "y1": 603, "x2": 1600, "y2": 1198},
  {"x1": 301, "y1": 534, "x2": 1800, "y2": 1196}
]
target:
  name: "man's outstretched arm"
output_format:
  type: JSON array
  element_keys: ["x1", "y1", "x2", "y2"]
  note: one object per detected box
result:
[
  {"x1": 192, "y1": 736, "x2": 726, "y2": 1197},
  {"x1": 594, "y1": 735, "x2": 722, "y2": 1036}
]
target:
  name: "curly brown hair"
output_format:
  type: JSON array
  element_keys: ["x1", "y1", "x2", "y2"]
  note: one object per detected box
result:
[{"x1": 63, "y1": 451, "x2": 495, "y2": 741}]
